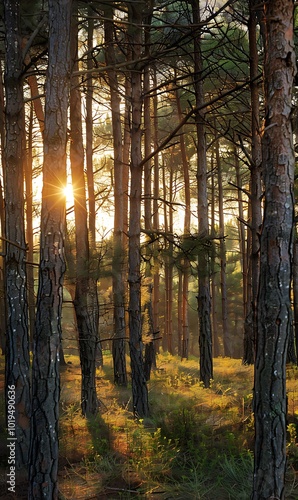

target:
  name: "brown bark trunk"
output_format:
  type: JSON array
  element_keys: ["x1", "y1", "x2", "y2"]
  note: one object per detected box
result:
[
  {"x1": 70, "y1": 2, "x2": 98, "y2": 416},
  {"x1": 163, "y1": 161, "x2": 174, "y2": 355},
  {"x1": 29, "y1": 1, "x2": 71, "y2": 496},
  {"x1": 143, "y1": 8, "x2": 156, "y2": 378},
  {"x1": 104, "y1": 4, "x2": 128, "y2": 386},
  {"x1": 176, "y1": 87, "x2": 190, "y2": 360},
  {"x1": 210, "y1": 152, "x2": 220, "y2": 357},
  {"x1": 243, "y1": 0, "x2": 263, "y2": 365},
  {"x1": 293, "y1": 233, "x2": 298, "y2": 362},
  {"x1": 128, "y1": 1, "x2": 149, "y2": 418},
  {"x1": 4, "y1": 0, "x2": 30, "y2": 469},
  {"x1": 152, "y1": 67, "x2": 160, "y2": 351},
  {"x1": 0, "y1": 66, "x2": 5, "y2": 355},
  {"x1": 192, "y1": 0, "x2": 213, "y2": 387},
  {"x1": 216, "y1": 137, "x2": 230, "y2": 357},
  {"x1": 252, "y1": 0, "x2": 296, "y2": 497},
  {"x1": 85, "y1": 8, "x2": 102, "y2": 368}
]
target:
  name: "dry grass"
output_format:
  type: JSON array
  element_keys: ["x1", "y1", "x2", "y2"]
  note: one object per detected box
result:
[{"x1": 0, "y1": 352, "x2": 298, "y2": 499}]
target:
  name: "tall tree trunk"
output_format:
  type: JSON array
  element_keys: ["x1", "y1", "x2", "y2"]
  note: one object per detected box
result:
[
  {"x1": 143, "y1": 7, "x2": 157, "y2": 378},
  {"x1": 235, "y1": 147, "x2": 252, "y2": 364},
  {"x1": 0, "y1": 65, "x2": 6, "y2": 355},
  {"x1": 86, "y1": 8, "x2": 96, "y2": 246},
  {"x1": 293, "y1": 232, "x2": 298, "y2": 362},
  {"x1": 252, "y1": 0, "x2": 296, "y2": 497},
  {"x1": 216, "y1": 137, "x2": 230, "y2": 356},
  {"x1": 163, "y1": 161, "x2": 174, "y2": 354},
  {"x1": 152, "y1": 67, "x2": 160, "y2": 352},
  {"x1": 104, "y1": 3, "x2": 127, "y2": 386},
  {"x1": 176, "y1": 87, "x2": 190, "y2": 360},
  {"x1": 86, "y1": 7, "x2": 102, "y2": 368},
  {"x1": 177, "y1": 268, "x2": 183, "y2": 357},
  {"x1": 128, "y1": 0, "x2": 149, "y2": 418},
  {"x1": 243, "y1": 0, "x2": 263, "y2": 365},
  {"x1": 25, "y1": 104, "x2": 35, "y2": 347},
  {"x1": 29, "y1": 1, "x2": 71, "y2": 497},
  {"x1": 210, "y1": 152, "x2": 220, "y2": 357},
  {"x1": 192, "y1": 0, "x2": 213, "y2": 387},
  {"x1": 70, "y1": 1, "x2": 98, "y2": 416},
  {"x1": 4, "y1": 0, "x2": 30, "y2": 469}
]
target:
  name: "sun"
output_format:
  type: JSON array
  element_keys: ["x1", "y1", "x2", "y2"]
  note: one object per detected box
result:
[
  {"x1": 63, "y1": 184, "x2": 73, "y2": 199},
  {"x1": 63, "y1": 183, "x2": 74, "y2": 206}
]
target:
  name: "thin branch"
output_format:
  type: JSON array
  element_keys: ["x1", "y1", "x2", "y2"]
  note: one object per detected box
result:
[{"x1": 139, "y1": 76, "x2": 261, "y2": 168}]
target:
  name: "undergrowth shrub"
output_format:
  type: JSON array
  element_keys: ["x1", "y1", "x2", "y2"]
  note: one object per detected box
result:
[{"x1": 128, "y1": 424, "x2": 179, "y2": 482}]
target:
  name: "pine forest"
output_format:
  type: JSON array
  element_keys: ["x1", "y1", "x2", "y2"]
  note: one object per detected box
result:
[{"x1": 0, "y1": 0, "x2": 298, "y2": 498}]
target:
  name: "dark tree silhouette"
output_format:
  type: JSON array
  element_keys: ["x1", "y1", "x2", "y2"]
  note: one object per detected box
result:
[
  {"x1": 252, "y1": 0, "x2": 296, "y2": 497},
  {"x1": 28, "y1": 0, "x2": 72, "y2": 497}
]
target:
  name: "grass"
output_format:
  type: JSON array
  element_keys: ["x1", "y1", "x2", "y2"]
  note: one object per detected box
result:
[{"x1": 1, "y1": 352, "x2": 298, "y2": 498}]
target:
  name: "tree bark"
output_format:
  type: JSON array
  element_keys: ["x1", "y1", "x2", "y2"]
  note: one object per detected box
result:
[
  {"x1": 293, "y1": 233, "x2": 298, "y2": 362},
  {"x1": 152, "y1": 68, "x2": 160, "y2": 353},
  {"x1": 252, "y1": 0, "x2": 296, "y2": 497},
  {"x1": 85, "y1": 7, "x2": 102, "y2": 368},
  {"x1": 104, "y1": 3, "x2": 127, "y2": 386},
  {"x1": 210, "y1": 151, "x2": 220, "y2": 357},
  {"x1": 4, "y1": 0, "x2": 30, "y2": 469},
  {"x1": 128, "y1": 0, "x2": 149, "y2": 418},
  {"x1": 243, "y1": 0, "x2": 263, "y2": 365},
  {"x1": 29, "y1": 1, "x2": 71, "y2": 497},
  {"x1": 70, "y1": 1, "x2": 98, "y2": 416},
  {"x1": 216, "y1": 137, "x2": 230, "y2": 357},
  {"x1": 0, "y1": 65, "x2": 6, "y2": 355},
  {"x1": 176, "y1": 87, "x2": 190, "y2": 360},
  {"x1": 25, "y1": 104, "x2": 35, "y2": 347},
  {"x1": 143, "y1": 7, "x2": 156, "y2": 379},
  {"x1": 192, "y1": 0, "x2": 213, "y2": 387}
]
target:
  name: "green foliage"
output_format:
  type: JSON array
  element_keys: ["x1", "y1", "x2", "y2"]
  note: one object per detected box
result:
[
  {"x1": 219, "y1": 452, "x2": 253, "y2": 500},
  {"x1": 128, "y1": 424, "x2": 179, "y2": 483}
]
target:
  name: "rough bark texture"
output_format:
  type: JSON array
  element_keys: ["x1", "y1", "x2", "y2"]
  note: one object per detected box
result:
[
  {"x1": 29, "y1": 1, "x2": 71, "y2": 497},
  {"x1": 70, "y1": 2, "x2": 98, "y2": 416},
  {"x1": 152, "y1": 68, "x2": 160, "y2": 353},
  {"x1": 216, "y1": 137, "x2": 230, "y2": 357},
  {"x1": 252, "y1": 0, "x2": 296, "y2": 498},
  {"x1": 210, "y1": 159, "x2": 220, "y2": 358},
  {"x1": 0, "y1": 67, "x2": 6, "y2": 356},
  {"x1": 4, "y1": 0, "x2": 31, "y2": 469},
  {"x1": 104, "y1": 4, "x2": 128, "y2": 387},
  {"x1": 243, "y1": 0, "x2": 262, "y2": 365},
  {"x1": 85, "y1": 8, "x2": 102, "y2": 368},
  {"x1": 192, "y1": 0, "x2": 213, "y2": 387},
  {"x1": 293, "y1": 235, "x2": 298, "y2": 361},
  {"x1": 25, "y1": 106, "x2": 35, "y2": 346},
  {"x1": 176, "y1": 88, "x2": 190, "y2": 360},
  {"x1": 128, "y1": 0, "x2": 149, "y2": 418}
]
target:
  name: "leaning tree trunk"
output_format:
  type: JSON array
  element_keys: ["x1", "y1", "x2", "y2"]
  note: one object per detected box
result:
[
  {"x1": 252, "y1": 0, "x2": 296, "y2": 498},
  {"x1": 4, "y1": 0, "x2": 30, "y2": 469},
  {"x1": 29, "y1": 1, "x2": 71, "y2": 497}
]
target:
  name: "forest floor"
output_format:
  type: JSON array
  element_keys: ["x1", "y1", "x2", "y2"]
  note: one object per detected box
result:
[{"x1": 1, "y1": 352, "x2": 298, "y2": 499}]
